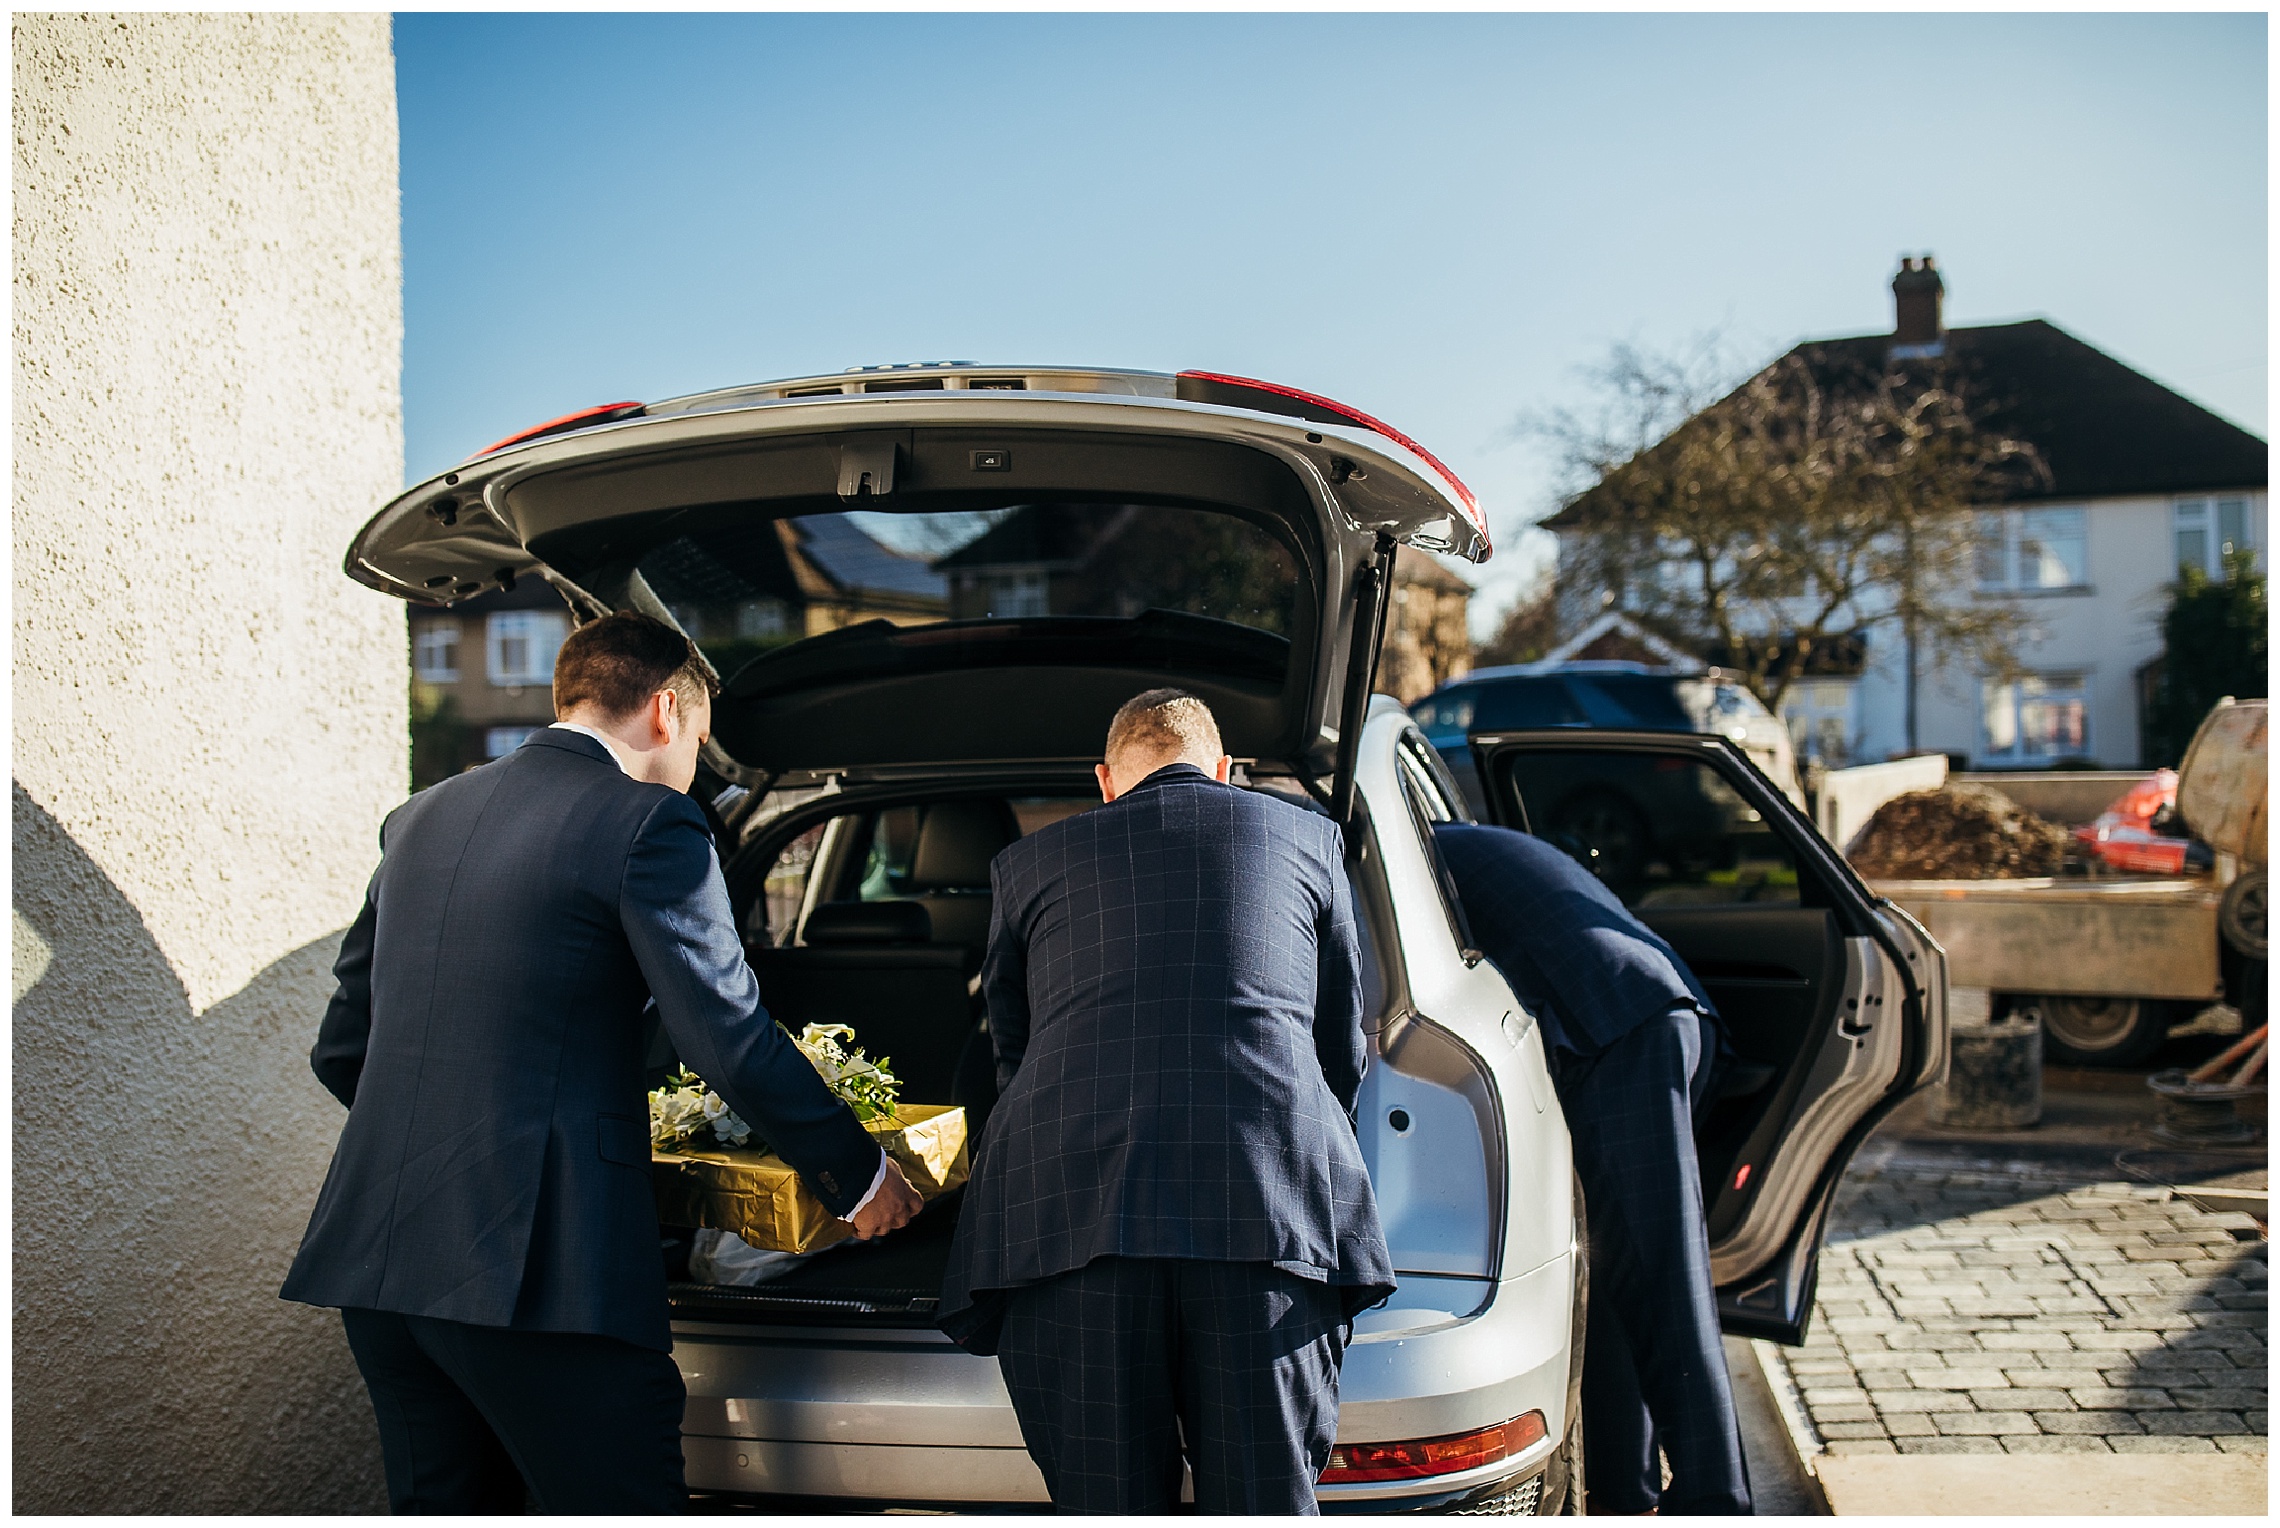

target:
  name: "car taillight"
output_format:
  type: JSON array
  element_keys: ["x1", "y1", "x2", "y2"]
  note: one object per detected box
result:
[
  {"x1": 1174, "y1": 370, "x2": 1487, "y2": 548},
  {"x1": 1319, "y1": 1412, "x2": 1546, "y2": 1484},
  {"x1": 470, "y1": 400, "x2": 645, "y2": 459}
]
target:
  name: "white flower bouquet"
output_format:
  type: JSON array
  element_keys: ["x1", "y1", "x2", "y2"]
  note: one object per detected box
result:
[
  {"x1": 648, "y1": 1022, "x2": 900, "y2": 1153},
  {"x1": 647, "y1": 1022, "x2": 967, "y2": 1255}
]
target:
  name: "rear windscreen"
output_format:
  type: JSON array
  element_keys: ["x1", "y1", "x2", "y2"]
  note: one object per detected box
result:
[
  {"x1": 1411, "y1": 679, "x2": 1587, "y2": 742},
  {"x1": 1566, "y1": 675, "x2": 1693, "y2": 730},
  {"x1": 631, "y1": 502, "x2": 1301, "y2": 689}
]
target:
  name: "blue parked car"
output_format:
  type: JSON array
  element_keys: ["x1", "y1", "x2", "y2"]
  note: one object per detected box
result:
[{"x1": 1409, "y1": 662, "x2": 1804, "y2": 896}]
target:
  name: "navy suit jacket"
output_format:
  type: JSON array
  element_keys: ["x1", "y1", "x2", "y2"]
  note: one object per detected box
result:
[
  {"x1": 1432, "y1": 822, "x2": 1719, "y2": 1058},
  {"x1": 280, "y1": 729, "x2": 883, "y2": 1352},
  {"x1": 939, "y1": 764, "x2": 1395, "y2": 1354}
]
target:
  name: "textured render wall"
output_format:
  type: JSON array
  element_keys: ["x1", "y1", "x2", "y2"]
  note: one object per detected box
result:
[{"x1": 13, "y1": 15, "x2": 404, "y2": 1511}]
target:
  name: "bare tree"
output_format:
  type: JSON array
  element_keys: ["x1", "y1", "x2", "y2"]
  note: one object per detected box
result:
[
  {"x1": 1533, "y1": 337, "x2": 2047, "y2": 722},
  {"x1": 1474, "y1": 575, "x2": 1560, "y2": 668}
]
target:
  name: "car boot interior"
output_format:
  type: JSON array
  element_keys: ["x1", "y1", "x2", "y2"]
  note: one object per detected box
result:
[
  {"x1": 899, "y1": 799, "x2": 1021, "y2": 971},
  {"x1": 668, "y1": 791, "x2": 1076, "y2": 1319}
]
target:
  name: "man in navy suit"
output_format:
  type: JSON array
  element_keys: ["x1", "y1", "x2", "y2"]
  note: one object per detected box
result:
[
  {"x1": 940, "y1": 689, "x2": 1394, "y2": 1514},
  {"x1": 282, "y1": 613, "x2": 922, "y2": 1513},
  {"x1": 1433, "y1": 822, "x2": 1750, "y2": 1516}
]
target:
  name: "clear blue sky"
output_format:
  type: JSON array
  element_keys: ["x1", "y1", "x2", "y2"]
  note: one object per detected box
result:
[{"x1": 395, "y1": 12, "x2": 2267, "y2": 626}]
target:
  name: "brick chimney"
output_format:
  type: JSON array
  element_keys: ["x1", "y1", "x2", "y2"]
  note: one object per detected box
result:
[{"x1": 1890, "y1": 255, "x2": 1945, "y2": 357}]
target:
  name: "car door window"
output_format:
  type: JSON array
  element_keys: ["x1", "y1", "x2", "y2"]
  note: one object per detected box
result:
[
  {"x1": 1499, "y1": 749, "x2": 1799, "y2": 908},
  {"x1": 854, "y1": 806, "x2": 925, "y2": 900},
  {"x1": 1395, "y1": 733, "x2": 1479, "y2": 956},
  {"x1": 757, "y1": 820, "x2": 829, "y2": 944}
]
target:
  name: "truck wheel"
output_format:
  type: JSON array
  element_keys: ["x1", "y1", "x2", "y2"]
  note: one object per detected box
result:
[
  {"x1": 2220, "y1": 870, "x2": 2267, "y2": 961},
  {"x1": 2033, "y1": 994, "x2": 2171, "y2": 1067}
]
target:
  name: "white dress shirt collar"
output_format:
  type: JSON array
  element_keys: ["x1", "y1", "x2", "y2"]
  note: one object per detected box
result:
[{"x1": 547, "y1": 720, "x2": 636, "y2": 779}]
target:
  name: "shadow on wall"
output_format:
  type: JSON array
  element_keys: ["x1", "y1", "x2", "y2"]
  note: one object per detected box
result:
[{"x1": 12, "y1": 782, "x2": 384, "y2": 1513}]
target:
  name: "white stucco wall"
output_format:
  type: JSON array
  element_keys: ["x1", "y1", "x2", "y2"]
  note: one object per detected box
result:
[
  {"x1": 1879, "y1": 492, "x2": 2267, "y2": 768},
  {"x1": 13, "y1": 14, "x2": 404, "y2": 1511}
]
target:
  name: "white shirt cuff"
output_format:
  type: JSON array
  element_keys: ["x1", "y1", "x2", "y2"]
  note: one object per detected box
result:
[{"x1": 844, "y1": 1148, "x2": 892, "y2": 1220}]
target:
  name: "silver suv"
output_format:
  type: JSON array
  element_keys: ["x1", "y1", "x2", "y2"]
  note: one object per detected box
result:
[{"x1": 348, "y1": 363, "x2": 1948, "y2": 1511}]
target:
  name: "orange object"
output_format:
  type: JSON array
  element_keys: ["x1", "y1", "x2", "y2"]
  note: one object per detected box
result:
[
  {"x1": 2074, "y1": 770, "x2": 2214, "y2": 875},
  {"x1": 2187, "y1": 1025, "x2": 2267, "y2": 1084}
]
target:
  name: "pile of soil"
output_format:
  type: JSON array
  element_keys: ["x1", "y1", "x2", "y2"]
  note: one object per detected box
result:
[{"x1": 1848, "y1": 785, "x2": 2071, "y2": 880}]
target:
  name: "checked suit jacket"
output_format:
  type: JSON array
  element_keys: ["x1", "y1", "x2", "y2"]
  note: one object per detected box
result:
[
  {"x1": 939, "y1": 763, "x2": 1395, "y2": 1354},
  {"x1": 280, "y1": 728, "x2": 883, "y2": 1352},
  {"x1": 1431, "y1": 822, "x2": 1721, "y2": 1059}
]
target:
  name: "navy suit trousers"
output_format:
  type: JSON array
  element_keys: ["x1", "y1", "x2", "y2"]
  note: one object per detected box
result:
[
  {"x1": 1553, "y1": 1005, "x2": 1751, "y2": 1516},
  {"x1": 340, "y1": 1308, "x2": 687, "y2": 1514},
  {"x1": 995, "y1": 1258, "x2": 1346, "y2": 1514}
]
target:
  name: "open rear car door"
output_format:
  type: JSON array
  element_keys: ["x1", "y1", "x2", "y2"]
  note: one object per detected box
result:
[{"x1": 1468, "y1": 729, "x2": 1948, "y2": 1343}]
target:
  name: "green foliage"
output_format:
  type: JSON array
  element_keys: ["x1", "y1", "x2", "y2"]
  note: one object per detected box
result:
[
  {"x1": 408, "y1": 680, "x2": 471, "y2": 792},
  {"x1": 1475, "y1": 580, "x2": 1560, "y2": 668},
  {"x1": 650, "y1": 1024, "x2": 904, "y2": 1160},
  {"x1": 792, "y1": 1023, "x2": 902, "y2": 1123},
  {"x1": 2146, "y1": 549, "x2": 2266, "y2": 766}
]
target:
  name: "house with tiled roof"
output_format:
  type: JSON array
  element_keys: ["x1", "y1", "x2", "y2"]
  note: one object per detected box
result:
[{"x1": 1543, "y1": 258, "x2": 2267, "y2": 769}]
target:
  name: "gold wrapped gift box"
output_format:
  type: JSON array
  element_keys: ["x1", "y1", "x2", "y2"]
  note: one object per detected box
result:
[{"x1": 651, "y1": 1103, "x2": 970, "y2": 1255}]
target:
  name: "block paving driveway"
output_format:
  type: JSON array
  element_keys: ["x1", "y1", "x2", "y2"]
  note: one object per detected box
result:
[{"x1": 1763, "y1": 1139, "x2": 2267, "y2": 1459}]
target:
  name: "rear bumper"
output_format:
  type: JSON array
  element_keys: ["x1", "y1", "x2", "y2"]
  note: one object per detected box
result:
[
  {"x1": 672, "y1": 1250, "x2": 1576, "y2": 1510},
  {"x1": 684, "y1": 1435, "x2": 1049, "y2": 1505}
]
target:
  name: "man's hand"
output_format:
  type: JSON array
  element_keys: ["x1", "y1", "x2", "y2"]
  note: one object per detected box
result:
[{"x1": 847, "y1": 1160, "x2": 924, "y2": 1241}]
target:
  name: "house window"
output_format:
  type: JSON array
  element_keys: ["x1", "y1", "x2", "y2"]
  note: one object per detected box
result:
[
  {"x1": 486, "y1": 610, "x2": 568, "y2": 688},
  {"x1": 985, "y1": 571, "x2": 1049, "y2": 618},
  {"x1": 412, "y1": 620, "x2": 460, "y2": 683},
  {"x1": 737, "y1": 598, "x2": 789, "y2": 639},
  {"x1": 1779, "y1": 678, "x2": 1857, "y2": 770},
  {"x1": 1976, "y1": 507, "x2": 2088, "y2": 592},
  {"x1": 485, "y1": 726, "x2": 536, "y2": 759},
  {"x1": 2173, "y1": 496, "x2": 2255, "y2": 576},
  {"x1": 1981, "y1": 672, "x2": 2091, "y2": 764}
]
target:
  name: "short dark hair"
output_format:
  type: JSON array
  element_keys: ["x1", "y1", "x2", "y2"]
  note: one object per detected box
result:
[
  {"x1": 552, "y1": 612, "x2": 717, "y2": 721},
  {"x1": 1105, "y1": 687, "x2": 1222, "y2": 767}
]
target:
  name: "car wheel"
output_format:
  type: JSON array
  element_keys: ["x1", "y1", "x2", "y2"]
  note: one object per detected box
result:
[
  {"x1": 2220, "y1": 870, "x2": 2267, "y2": 961},
  {"x1": 1547, "y1": 791, "x2": 1649, "y2": 888},
  {"x1": 2032, "y1": 994, "x2": 2172, "y2": 1067}
]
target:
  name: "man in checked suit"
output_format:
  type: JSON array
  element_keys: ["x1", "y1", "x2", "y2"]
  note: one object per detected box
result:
[
  {"x1": 940, "y1": 688, "x2": 1395, "y2": 1515},
  {"x1": 282, "y1": 613, "x2": 922, "y2": 1512},
  {"x1": 1433, "y1": 822, "x2": 1750, "y2": 1515}
]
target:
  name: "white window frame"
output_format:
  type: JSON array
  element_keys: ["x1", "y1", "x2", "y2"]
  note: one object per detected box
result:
[
  {"x1": 1979, "y1": 671, "x2": 2092, "y2": 765},
  {"x1": 1976, "y1": 506, "x2": 2090, "y2": 593},
  {"x1": 413, "y1": 620, "x2": 460, "y2": 683},
  {"x1": 985, "y1": 570, "x2": 1050, "y2": 618},
  {"x1": 486, "y1": 610, "x2": 568, "y2": 688},
  {"x1": 2172, "y1": 495, "x2": 2257, "y2": 578},
  {"x1": 1778, "y1": 677, "x2": 1858, "y2": 770},
  {"x1": 736, "y1": 598, "x2": 789, "y2": 639},
  {"x1": 485, "y1": 726, "x2": 536, "y2": 759}
]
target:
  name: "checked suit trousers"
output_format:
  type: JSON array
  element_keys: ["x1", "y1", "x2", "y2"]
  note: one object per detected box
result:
[
  {"x1": 1554, "y1": 1003, "x2": 1751, "y2": 1515},
  {"x1": 995, "y1": 1257, "x2": 1348, "y2": 1514}
]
